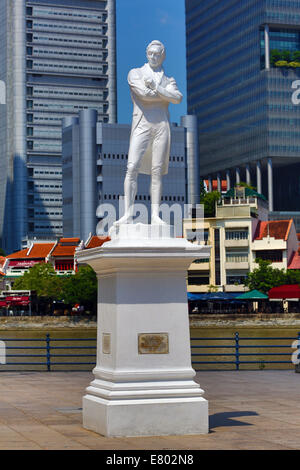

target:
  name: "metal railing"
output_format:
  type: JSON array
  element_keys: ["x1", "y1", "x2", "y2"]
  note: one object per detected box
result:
[
  {"x1": 191, "y1": 332, "x2": 300, "y2": 370},
  {"x1": 0, "y1": 334, "x2": 96, "y2": 371},
  {"x1": 0, "y1": 332, "x2": 299, "y2": 371}
]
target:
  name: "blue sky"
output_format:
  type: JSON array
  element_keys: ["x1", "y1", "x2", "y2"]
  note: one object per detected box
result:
[{"x1": 116, "y1": 0, "x2": 187, "y2": 124}]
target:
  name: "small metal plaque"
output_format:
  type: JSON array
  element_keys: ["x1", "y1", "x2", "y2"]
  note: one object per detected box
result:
[
  {"x1": 138, "y1": 333, "x2": 169, "y2": 354},
  {"x1": 102, "y1": 333, "x2": 111, "y2": 354}
]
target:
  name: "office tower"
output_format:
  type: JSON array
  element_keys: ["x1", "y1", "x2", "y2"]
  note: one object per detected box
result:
[
  {"x1": 0, "y1": 0, "x2": 116, "y2": 253},
  {"x1": 61, "y1": 110, "x2": 197, "y2": 241},
  {"x1": 185, "y1": 0, "x2": 300, "y2": 228}
]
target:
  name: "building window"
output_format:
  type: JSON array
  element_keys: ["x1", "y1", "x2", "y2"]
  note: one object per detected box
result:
[
  {"x1": 225, "y1": 230, "x2": 248, "y2": 240},
  {"x1": 255, "y1": 250, "x2": 283, "y2": 263},
  {"x1": 214, "y1": 228, "x2": 221, "y2": 285},
  {"x1": 226, "y1": 251, "x2": 248, "y2": 263},
  {"x1": 55, "y1": 260, "x2": 73, "y2": 271},
  {"x1": 226, "y1": 274, "x2": 248, "y2": 285},
  {"x1": 188, "y1": 271, "x2": 209, "y2": 286}
]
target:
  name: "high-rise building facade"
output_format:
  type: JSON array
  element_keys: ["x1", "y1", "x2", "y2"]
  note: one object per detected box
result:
[
  {"x1": 0, "y1": 0, "x2": 116, "y2": 253},
  {"x1": 185, "y1": 0, "x2": 300, "y2": 222}
]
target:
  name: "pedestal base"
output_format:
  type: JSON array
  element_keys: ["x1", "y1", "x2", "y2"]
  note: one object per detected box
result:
[
  {"x1": 83, "y1": 395, "x2": 208, "y2": 437},
  {"x1": 76, "y1": 224, "x2": 210, "y2": 437}
]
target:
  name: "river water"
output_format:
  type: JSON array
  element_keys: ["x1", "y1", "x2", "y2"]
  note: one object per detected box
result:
[
  {"x1": 0, "y1": 325, "x2": 298, "y2": 371},
  {"x1": 190, "y1": 325, "x2": 299, "y2": 371},
  {"x1": 0, "y1": 328, "x2": 97, "y2": 372}
]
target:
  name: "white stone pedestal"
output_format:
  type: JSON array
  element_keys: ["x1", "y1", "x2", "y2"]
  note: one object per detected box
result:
[{"x1": 76, "y1": 224, "x2": 210, "y2": 437}]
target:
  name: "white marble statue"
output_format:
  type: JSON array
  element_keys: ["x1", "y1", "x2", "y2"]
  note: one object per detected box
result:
[{"x1": 114, "y1": 40, "x2": 183, "y2": 227}]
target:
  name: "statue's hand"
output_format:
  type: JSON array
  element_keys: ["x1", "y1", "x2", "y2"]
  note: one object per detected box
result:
[{"x1": 144, "y1": 77, "x2": 156, "y2": 90}]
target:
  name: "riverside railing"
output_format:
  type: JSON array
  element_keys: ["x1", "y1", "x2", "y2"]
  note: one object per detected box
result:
[
  {"x1": 0, "y1": 332, "x2": 299, "y2": 371},
  {"x1": 0, "y1": 334, "x2": 97, "y2": 371},
  {"x1": 191, "y1": 332, "x2": 300, "y2": 370}
]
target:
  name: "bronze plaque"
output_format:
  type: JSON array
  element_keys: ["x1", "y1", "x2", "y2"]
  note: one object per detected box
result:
[
  {"x1": 102, "y1": 333, "x2": 111, "y2": 354},
  {"x1": 138, "y1": 333, "x2": 169, "y2": 354}
]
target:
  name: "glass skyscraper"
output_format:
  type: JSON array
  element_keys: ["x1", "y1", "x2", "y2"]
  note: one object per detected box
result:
[
  {"x1": 0, "y1": 0, "x2": 116, "y2": 252},
  {"x1": 185, "y1": 0, "x2": 300, "y2": 221}
]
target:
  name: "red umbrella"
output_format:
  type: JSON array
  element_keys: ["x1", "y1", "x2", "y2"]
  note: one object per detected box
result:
[{"x1": 268, "y1": 284, "x2": 300, "y2": 300}]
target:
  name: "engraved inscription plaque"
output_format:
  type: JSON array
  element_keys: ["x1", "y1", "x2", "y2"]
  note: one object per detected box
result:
[
  {"x1": 102, "y1": 333, "x2": 111, "y2": 354},
  {"x1": 138, "y1": 333, "x2": 169, "y2": 354}
]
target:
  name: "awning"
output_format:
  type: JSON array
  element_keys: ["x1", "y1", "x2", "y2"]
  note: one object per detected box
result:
[
  {"x1": 5, "y1": 296, "x2": 30, "y2": 302},
  {"x1": 236, "y1": 290, "x2": 268, "y2": 300},
  {"x1": 268, "y1": 284, "x2": 300, "y2": 301},
  {"x1": 5, "y1": 296, "x2": 30, "y2": 307},
  {"x1": 188, "y1": 292, "x2": 241, "y2": 301},
  {"x1": 8, "y1": 260, "x2": 42, "y2": 268}
]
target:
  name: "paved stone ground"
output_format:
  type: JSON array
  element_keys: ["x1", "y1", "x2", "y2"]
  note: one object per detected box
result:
[{"x1": 0, "y1": 370, "x2": 298, "y2": 450}]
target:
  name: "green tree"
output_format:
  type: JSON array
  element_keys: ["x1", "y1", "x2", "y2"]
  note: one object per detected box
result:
[
  {"x1": 0, "y1": 248, "x2": 5, "y2": 256},
  {"x1": 281, "y1": 50, "x2": 291, "y2": 62},
  {"x1": 289, "y1": 61, "x2": 300, "y2": 68},
  {"x1": 275, "y1": 60, "x2": 289, "y2": 67},
  {"x1": 13, "y1": 262, "x2": 64, "y2": 300},
  {"x1": 200, "y1": 191, "x2": 220, "y2": 217},
  {"x1": 285, "y1": 269, "x2": 300, "y2": 285},
  {"x1": 208, "y1": 284, "x2": 218, "y2": 293},
  {"x1": 199, "y1": 179, "x2": 206, "y2": 200},
  {"x1": 244, "y1": 259, "x2": 287, "y2": 294},
  {"x1": 292, "y1": 51, "x2": 300, "y2": 62},
  {"x1": 62, "y1": 265, "x2": 97, "y2": 312},
  {"x1": 270, "y1": 49, "x2": 281, "y2": 66},
  {"x1": 235, "y1": 181, "x2": 257, "y2": 191}
]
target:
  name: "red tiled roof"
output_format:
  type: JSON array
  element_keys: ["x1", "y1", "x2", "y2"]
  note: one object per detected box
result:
[
  {"x1": 51, "y1": 238, "x2": 81, "y2": 257},
  {"x1": 288, "y1": 250, "x2": 300, "y2": 270},
  {"x1": 254, "y1": 220, "x2": 292, "y2": 241},
  {"x1": 204, "y1": 180, "x2": 227, "y2": 192},
  {"x1": 6, "y1": 243, "x2": 55, "y2": 260},
  {"x1": 51, "y1": 245, "x2": 77, "y2": 257},
  {"x1": 27, "y1": 243, "x2": 56, "y2": 258},
  {"x1": 85, "y1": 236, "x2": 110, "y2": 249},
  {"x1": 59, "y1": 238, "x2": 81, "y2": 244},
  {"x1": 6, "y1": 249, "x2": 28, "y2": 259}
]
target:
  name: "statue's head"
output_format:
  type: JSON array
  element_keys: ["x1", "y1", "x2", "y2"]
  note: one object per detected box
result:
[{"x1": 146, "y1": 40, "x2": 166, "y2": 69}]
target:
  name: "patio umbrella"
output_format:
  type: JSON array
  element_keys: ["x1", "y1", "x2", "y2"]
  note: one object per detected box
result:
[
  {"x1": 236, "y1": 290, "x2": 268, "y2": 300},
  {"x1": 268, "y1": 284, "x2": 300, "y2": 301}
]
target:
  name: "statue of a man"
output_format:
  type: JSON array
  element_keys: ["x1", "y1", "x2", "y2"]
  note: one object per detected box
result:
[{"x1": 114, "y1": 40, "x2": 183, "y2": 227}]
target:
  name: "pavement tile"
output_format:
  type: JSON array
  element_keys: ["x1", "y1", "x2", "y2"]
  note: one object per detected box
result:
[
  {"x1": 73, "y1": 436, "x2": 149, "y2": 450},
  {"x1": 0, "y1": 441, "x2": 43, "y2": 450},
  {"x1": 0, "y1": 371, "x2": 298, "y2": 449}
]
